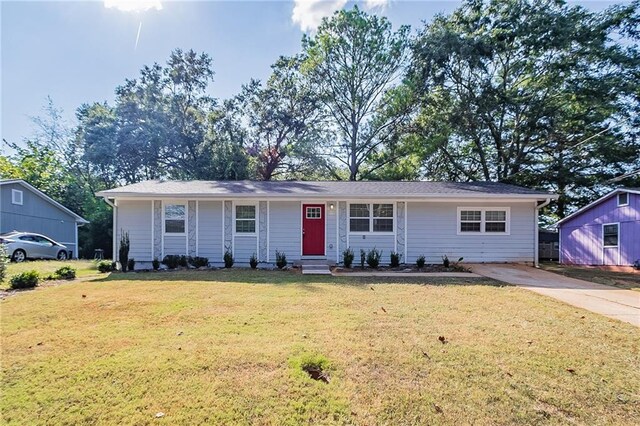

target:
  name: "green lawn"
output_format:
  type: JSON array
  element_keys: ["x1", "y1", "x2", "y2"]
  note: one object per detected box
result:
[
  {"x1": 1, "y1": 270, "x2": 639, "y2": 425},
  {"x1": 1, "y1": 260, "x2": 99, "y2": 290},
  {"x1": 540, "y1": 261, "x2": 640, "y2": 291}
]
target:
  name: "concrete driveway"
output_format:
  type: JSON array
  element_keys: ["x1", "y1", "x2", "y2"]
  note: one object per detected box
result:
[{"x1": 470, "y1": 264, "x2": 640, "y2": 327}]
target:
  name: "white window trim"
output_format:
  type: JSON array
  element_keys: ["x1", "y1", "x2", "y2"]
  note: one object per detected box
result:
[
  {"x1": 347, "y1": 202, "x2": 395, "y2": 235},
  {"x1": 617, "y1": 193, "x2": 629, "y2": 207},
  {"x1": 233, "y1": 202, "x2": 258, "y2": 236},
  {"x1": 457, "y1": 207, "x2": 511, "y2": 235},
  {"x1": 305, "y1": 206, "x2": 322, "y2": 219},
  {"x1": 162, "y1": 201, "x2": 187, "y2": 236},
  {"x1": 11, "y1": 189, "x2": 23, "y2": 205},
  {"x1": 602, "y1": 222, "x2": 619, "y2": 248}
]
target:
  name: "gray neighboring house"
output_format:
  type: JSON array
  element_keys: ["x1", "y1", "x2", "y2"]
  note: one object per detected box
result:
[
  {"x1": 98, "y1": 180, "x2": 557, "y2": 268},
  {"x1": 0, "y1": 179, "x2": 89, "y2": 257}
]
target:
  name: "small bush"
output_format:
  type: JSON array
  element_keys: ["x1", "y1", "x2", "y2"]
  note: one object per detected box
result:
[
  {"x1": 390, "y1": 251, "x2": 401, "y2": 268},
  {"x1": 54, "y1": 266, "x2": 76, "y2": 280},
  {"x1": 97, "y1": 260, "x2": 114, "y2": 273},
  {"x1": 178, "y1": 255, "x2": 188, "y2": 268},
  {"x1": 360, "y1": 249, "x2": 366, "y2": 269},
  {"x1": 152, "y1": 258, "x2": 160, "y2": 270},
  {"x1": 275, "y1": 250, "x2": 287, "y2": 269},
  {"x1": 342, "y1": 248, "x2": 354, "y2": 268},
  {"x1": 119, "y1": 230, "x2": 130, "y2": 272},
  {"x1": 442, "y1": 255, "x2": 450, "y2": 268},
  {"x1": 249, "y1": 253, "x2": 258, "y2": 269},
  {"x1": 223, "y1": 249, "x2": 234, "y2": 268},
  {"x1": 162, "y1": 255, "x2": 180, "y2": 269},
  {"x1": 0, "y1": 244, "x2": 7, "y2": 284},
  {"x1": 416, "y1": 255, "x2": 426, "y2": 268},
  {"x1": 366, "y1": 248, "x2": 382, "y2": 269},
  {"x1": 127, "y1": 258, "x2": 136, "y2": 271},
  {"x1": 10, "y1": 270, "x2": 39, "y2": 289},
  {"x1": 189, "y1": 256, "x2": 209, "y2": 268}
]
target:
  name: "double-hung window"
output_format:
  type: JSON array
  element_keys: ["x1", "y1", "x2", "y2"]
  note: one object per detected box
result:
[
  {"x1": 617, "y1": 193, "x2": 628, "y2": 206},
  {"x1": 235, "y1": 205, "x2": 256, "y2": 234},
  {"x1": 603, "y1": 224, "x2": 619, "y2": 247},
  {"x1": 349, "y1": 203, "x2": 394, "y2": 233},
  {"x1": 458, "y1": 208, "x2": 509, "y2": 234},
  {"x1": 164, "y1": 204, "x2": 186, "y2": 234}
]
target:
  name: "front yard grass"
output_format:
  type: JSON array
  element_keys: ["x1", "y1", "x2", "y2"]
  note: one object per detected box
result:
[
  {"x1": 540, "y1": 261, "x2": 640, "y2": 291},
  {"x1": 1, "y1": 269, "x2": 639, "y2": 425},
  {"x1": 1, "y1": 259, "x2": 99, "y2": 290}
]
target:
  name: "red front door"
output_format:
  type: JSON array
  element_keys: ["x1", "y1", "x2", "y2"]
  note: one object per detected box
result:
[{"x1": 302, "y1": 204, "x2": 325, "y2": 256}]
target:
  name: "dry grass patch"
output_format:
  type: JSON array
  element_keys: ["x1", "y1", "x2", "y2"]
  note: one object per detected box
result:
[
  {"x1": 540, "y1": 261, "x2": 640, "y2": 291},
  {"x1": 1, "y1": 270, "x2": 639, "y2": 425}
]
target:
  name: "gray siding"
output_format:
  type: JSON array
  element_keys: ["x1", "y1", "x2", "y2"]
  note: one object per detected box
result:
[
  {"x1": 116, "y1": 200, "x2": 152, "y2": 261},
  {"x1": 406, "y1": 202, "x2": 535, "y2": 263},
  {"x1": 326, "y1": 201, "x2": 338, "y2": 262},
  {"x1": 269, "y1": 201, "x2": 301, "y2": 261},
  {"x1": 234, "y1": 236, "x2": 257, "y2": 262},
  {"x1": 164, "y1": 235, "x2": 186, "y2": 256},
  {"x1": 347, "y1": 234, "x2": 396, "y2": 264},
  {"x1": 1, "y1": 183, "x2": 78, "y2": 256},
  {"x1": 198, "y1": 201, "x2": 223, "y2": 262}
]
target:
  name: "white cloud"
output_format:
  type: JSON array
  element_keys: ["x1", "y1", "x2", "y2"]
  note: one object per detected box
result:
[
  {"x1": 292, "y1": 0, "x2": 347, "y2": 32},
  {"x1": 291, "y1": 0, "x2": 390, "y2": 32},
  {"x1": 104, "y1": 0, "x2": 162, "y2": 13}
]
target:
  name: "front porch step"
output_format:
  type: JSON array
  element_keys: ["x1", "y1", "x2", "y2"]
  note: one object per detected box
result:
[{"x1": 301, "y1": 264, "x2": 332, "y2": 275}]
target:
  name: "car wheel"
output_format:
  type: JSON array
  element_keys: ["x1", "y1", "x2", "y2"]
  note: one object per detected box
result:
[
  {"x1": 57, "y1": 250, "x2": 68, "y2": 260},
  {"x1": 12, "y1": 249, "x2": 26, "y2": 263}
]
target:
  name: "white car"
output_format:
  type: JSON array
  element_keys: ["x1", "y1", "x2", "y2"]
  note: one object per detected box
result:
[{"x1": 0, "y1": 231, "x2": 70, "y2": 262}]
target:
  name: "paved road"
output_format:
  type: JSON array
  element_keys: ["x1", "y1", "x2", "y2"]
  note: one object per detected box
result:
[{"x1": 470, "y1": 264, "x2": 640, "y2": 327}]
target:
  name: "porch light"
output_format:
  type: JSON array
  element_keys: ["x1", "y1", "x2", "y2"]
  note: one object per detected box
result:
[{"x1": 329, "y1": 203, "x2": 335, "y2": 210}]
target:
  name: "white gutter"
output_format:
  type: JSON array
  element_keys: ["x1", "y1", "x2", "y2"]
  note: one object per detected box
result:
[{"x1": 534, "y1": 198, "x2": 552, "y2": 267}]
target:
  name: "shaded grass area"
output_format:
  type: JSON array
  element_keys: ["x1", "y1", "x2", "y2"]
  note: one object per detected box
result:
[
  {"x1": 1, "y1": 270, "x2": 639, "y2": 425},
  {"x1": 540, "y1": 261, "x2": 640, "y2": 291},
  {"x1": 1, "y1": 260, "x2": 99, "y2": 290}
]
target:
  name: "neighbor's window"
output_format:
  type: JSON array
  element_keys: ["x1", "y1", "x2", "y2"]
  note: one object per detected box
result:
[
  {"x1": 11, "y1": 189, "x2": 23, "y2": 205},
  {"x1": 603, "y1": 224, "x2": 619, "y2": 247},
  {"x1": 164, "y1": 204, "x2": 186, "y2": 234},
  {"x1": 235, "y1": 205, "x2": 256, "y2": 233},
  {"x1": 459, "y1": 208, "x2": 509, "y2": 234},
  {"x1": 349, "y1": 203, "x2": 394, "y2": 233},
  {"x1": 618, "y1": 193, "x2": 628, "y2": 206}
]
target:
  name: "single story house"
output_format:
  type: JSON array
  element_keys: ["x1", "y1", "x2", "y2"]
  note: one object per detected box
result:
[
  {"x1": 97, "y1": 180, "x2": 556, "y2": 268},
  {"x1": 557, "y1": 188, "x2": 640, "y2": 266},
  {"x1": 0, "y1": 179, "x2": 89, "y2": 257}
]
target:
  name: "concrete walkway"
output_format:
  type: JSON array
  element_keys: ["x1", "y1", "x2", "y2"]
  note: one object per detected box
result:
[{"x1": 470, "y1": 264, "x2": 640, "y2": 327}]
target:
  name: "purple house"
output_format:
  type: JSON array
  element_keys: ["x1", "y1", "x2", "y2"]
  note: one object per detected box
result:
[{"x1": 557, "y1": 188, "x2": 640, "y2": 266}]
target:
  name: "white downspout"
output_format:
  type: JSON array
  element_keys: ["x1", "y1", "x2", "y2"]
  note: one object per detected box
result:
[
  {"x1": 534, "y1": 198, "x2": 552, "y2": 267},
  {"x1": 102, "y1": 197, "x2": 117, "y2": 261}
]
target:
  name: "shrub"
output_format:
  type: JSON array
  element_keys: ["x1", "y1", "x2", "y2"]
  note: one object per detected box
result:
[
  {"x1": 442, "y1": 255, "x2": 450, "y2": 268},
  {"x1": 162, "y1": 255, "x2": 180, "y2": 269},
  {"x1": 634, "y1": 259, "x2": 640, "y2": 270},
  {"x1": 188, "y1": 256, "x2": 209, "y2": 268},
  {"x1": 54, "y1": 266, "x2": 76, "y2": 280},
  {"x1": 390, "y1": 251, "x2": 401, "y2": 268},
  {"x1": 119, "y1": 230, "x2": 130, "y2": 272},
  {"x1": 342, "y1": 248, "x2": 354, "y2": 268},
  {"x1": 366, "y1": 248, "x2": 382, "y2": 269},
  {"x1": 275, "y1": 250, "x2": 287, "y2": 269},
  {"x1": 249, "y1": 253, "x2": 258, "y2": 269},
  {"x1": 0, "y1": 244, "x2": 7, "y2": 284},
  {"x1": 360, "y1": 249, "x2": 366, "y2": 269},
  {"x1": 97, "y1": 260, "x2": 114, "y2": 273},
  {"x1": 10, "y1": 270, "x2": 39, "y2": 289},
  {"x1": 178, "y1": 255, "x2": 188, "y2": 268},
  {"x1": 223, "y1": 249, "x2": 234, "y2": 268},
  {"x1": 127, "y1": 258, "x2": 136, "y2": 271},
  {"x1": 451, "y1": 257, "x2": 465, "y2": 272},
  {"x1": 152, "y1": 258, "x2": 160, "y2": 271},
  {"x1": 416, "y1": 255, "x2": 426, "y2": 269}
]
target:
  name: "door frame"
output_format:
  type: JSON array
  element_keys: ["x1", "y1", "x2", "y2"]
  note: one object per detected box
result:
[{"x1": 301, "y1": 203, "x2": 326, "y2": 257}]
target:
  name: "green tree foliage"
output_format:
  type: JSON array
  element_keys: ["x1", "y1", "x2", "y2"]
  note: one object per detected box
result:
[
  {"x1": 409, "y1": 0, "x2": 640, "y2": 218},
  {"x1": 301, "y1": 6, "x2": 411, "y2": 180}
]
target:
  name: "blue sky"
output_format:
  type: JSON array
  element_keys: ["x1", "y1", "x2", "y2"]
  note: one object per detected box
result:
[{"x1": 0, "y1": 1, "x2": 626, "y2": 148}]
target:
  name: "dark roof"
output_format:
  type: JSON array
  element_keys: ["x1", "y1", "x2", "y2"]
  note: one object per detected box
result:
[{"x1": 97, "y1": 180, "x2": 555, "y2": 200}]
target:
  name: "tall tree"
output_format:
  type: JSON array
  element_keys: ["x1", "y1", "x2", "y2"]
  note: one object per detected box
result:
[
  {"x1": 301, "y1": 6, "x2": 410, "y2": 180},
  {"x1": 410, "y1": 0, "x2": 640, "y2": 218},
  {"x1": 239, "y1": 57, "x2": 326, "y2": 180}
]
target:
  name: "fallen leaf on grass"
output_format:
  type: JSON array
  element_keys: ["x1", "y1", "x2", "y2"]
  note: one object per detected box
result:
[
  {"x1": 370, "y1": 286, "x2": 375, "y2": 291},
  {"x1": 155, "y1": 412, "x2": 165, "y2": 418},
  {"x1": 433, "y1": 404, "x2": 443, "y2": 414},
  {"x1": 438, "y1": 336, "x2": 448, "y2": 344},
  {"x1": 82, "y1": 295, "x2": 86, "y2": 298},
  {"x1": 566, "y1": 368, "x2": 576, "y2": 374},
  {"x1": 381, "y1": 307, "x2": 387, "y2": 313},
  {"x1": 422, "y1": 351, "x2": 430, "y2": 359}
]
